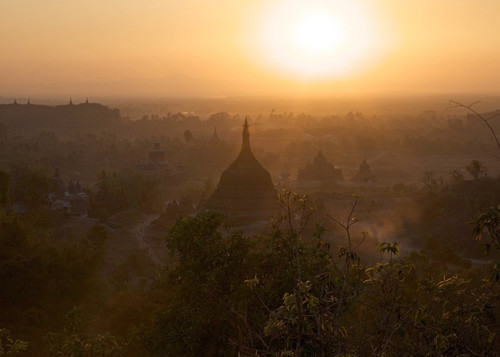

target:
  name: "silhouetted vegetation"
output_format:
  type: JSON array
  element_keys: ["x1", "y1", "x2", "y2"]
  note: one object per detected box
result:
[{"x1": 0, "y1": 100, "x2": 499, "y2": 355}]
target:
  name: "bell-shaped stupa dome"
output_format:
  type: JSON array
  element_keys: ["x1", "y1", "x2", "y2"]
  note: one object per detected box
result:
[{"x1": 205, "y1": 118, "x2": 278, "y2": 222}]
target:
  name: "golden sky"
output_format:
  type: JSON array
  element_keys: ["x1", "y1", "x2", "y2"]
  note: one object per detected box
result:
[{"x1": 1, "y1": 0, "x2": 500, "y2": 97}]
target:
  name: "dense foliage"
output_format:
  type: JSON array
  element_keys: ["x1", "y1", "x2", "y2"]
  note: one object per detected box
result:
[
  {"x1": 143, "y1": 191, "x2": 500, "y2": 356},
  {"x1": 0, "y1": 181, "x2": 499, "y2": 355},
  {"x1": 0, "y1": 107, "x2": 499, "y2": 355}
]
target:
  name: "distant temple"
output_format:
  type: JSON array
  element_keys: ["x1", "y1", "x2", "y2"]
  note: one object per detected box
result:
[
  {"x1": 136, "y1": 142, "x2": 183, "y2": 178},
  {"x1": 210, "y1": 126, "x2": 221, "y2": 143},
  {"x1": 49, "y1": 169, "x2": 90, "y2": 216},
  {"x1": 298, "y1": 151, "x2": 343, "y2": 184},
  {"x1": 150, "y1": 197, "x2": 195, "y2": 232},
  {"x1": 352, "y1": 159, "x2": 377, "y2": 183},
  {"x1": 205, "y1": 119, "x2": 279, "y2": 222}
]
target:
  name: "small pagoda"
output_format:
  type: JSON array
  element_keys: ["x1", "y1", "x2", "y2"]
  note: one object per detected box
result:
[
  {"x1": 48, "y1": 170, "x2": 90, "y2": 216},
  {"x1": 136, "y1": 143, "x2": 175, "y2": 175},
  {"x1": 352, "y1": 159, "x2": 378, "y2": 183},
  {"x1": 298, "y1": 151, "x2": 343, "y2": 184},
  {"x1": 205, "y1": 119, "x2": 279, "y2": 222}
]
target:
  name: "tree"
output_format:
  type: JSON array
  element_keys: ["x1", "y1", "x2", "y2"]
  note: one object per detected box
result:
[
  {"x1": 0, "y1": 171, "x2": 9, "y2": 206},
  {"x1": 183, "y1": 129, "x2": 194, "y2": 143},
  {"x1": 8, "y1": 166, "x2": 49, "y2": 210},
  {"x1": 0, "y1": 328, "x2": 28, "y2": 355},
  {"x1": 147, "y1": 212, "x2": 253, "y2": 356},
  {"x1": 46, "y1": 308, "x2": 125, "y2": 357},
  {"x1": 466, "y1": 159, "x2": 486, "y2": 180}
]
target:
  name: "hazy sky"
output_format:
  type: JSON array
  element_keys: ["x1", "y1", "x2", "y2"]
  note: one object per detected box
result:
[{"x1": 1, "y1": 0, "x2": 500, "y2": 98}]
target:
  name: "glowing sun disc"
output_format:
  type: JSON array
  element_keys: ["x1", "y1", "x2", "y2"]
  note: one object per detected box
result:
[
  {"x1": 293, "y1": 12, "x2": 342, "y2": 55},
  {"x1": 247, "y1": 0, "x2": 390, "y2": 81}
]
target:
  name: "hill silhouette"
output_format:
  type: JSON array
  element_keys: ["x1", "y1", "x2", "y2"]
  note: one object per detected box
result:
[{"x1": 0, "y1": 100, "x2": 122, "y2": 135}]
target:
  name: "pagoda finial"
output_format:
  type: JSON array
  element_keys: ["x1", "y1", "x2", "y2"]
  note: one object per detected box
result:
[
  {"x1": 69, "y1": 98, "x2": 73, "y2": 105},
  {"x1": 13, "y1": 98, "x2": 17, "y2": 105},
  {"x1": 242, "y1": 117, "x2": 250, "y2": 149},
  {"x1": 85, "y1": 97, "x2": 89, "y2": 104},
  {"x1": 234, "y1": 117, "x2": 256, "y2": 162},
  {"x1": 211, "y1": 126, "x2": 220, "y2": 142}
]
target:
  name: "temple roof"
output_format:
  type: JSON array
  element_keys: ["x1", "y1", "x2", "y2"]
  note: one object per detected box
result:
[
  {"x1": 216, "y1": 118, "x2": 274, "y2": 189},
  {"x1": 205, "y1": 118, "x2": 278, "y2": 221},
  {"x1": 352, "y1": 159, "x2": 377, "y2": 183},
  {"x1": 313, "y1": 151, "x2": 327, "y2": 166},
  {"x1": 298, "y1": 150, "x2": 343, "y2": 182}
]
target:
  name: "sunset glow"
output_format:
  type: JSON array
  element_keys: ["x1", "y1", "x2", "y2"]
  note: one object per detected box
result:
[
  {"x1": 2, "y1": 0, "x2": 500, "y2": 355},
  {"x1": 1, "y1": 0, "x2": 500, "y2": 97},
  {"x1": 248, "y1": 0, "x2": 389, "y2": 80}
]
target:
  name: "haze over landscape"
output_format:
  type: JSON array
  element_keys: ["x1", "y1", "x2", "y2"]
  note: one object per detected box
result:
[
  {"x1": 1, "y1": 1, "x2": 500, "y2": 356},
  {"x1": 2, "y1": 0, "x2": 500, "y2": 97}
]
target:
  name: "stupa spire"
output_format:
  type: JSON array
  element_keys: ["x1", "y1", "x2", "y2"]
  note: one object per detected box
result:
[
  {"x1": 242, "y1": 117, "x2": 250, "y2": 148},
  {"x1": 235, "y1": 117, "x2": 257, "y2": 163},
  {"x1": 211, "y1": 126, "x2": 220, "y2": 142}
]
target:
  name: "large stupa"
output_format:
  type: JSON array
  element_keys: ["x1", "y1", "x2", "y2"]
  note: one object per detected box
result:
[{"x1": 205, "y1": 119, "x2": 279, "y2": 222}]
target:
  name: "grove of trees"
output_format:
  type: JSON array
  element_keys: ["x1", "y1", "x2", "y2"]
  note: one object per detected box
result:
[{"x1": 0, "y1": 104, "x2": 499, "y2": 356}]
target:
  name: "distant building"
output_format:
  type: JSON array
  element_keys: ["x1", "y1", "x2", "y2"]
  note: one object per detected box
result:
[
  {"x1": 136, "y1": 142, "x2": 183, "y2": 177},
  {"x1": 65, "y1": 180, "x2": 90, "y2": 216},
  {"x1": 298, "y1": 151, "x2": 343, "y2": 185},
  {"x1": 205, "y1": 119, "x2": 279, "y2": 223},
  {"x1": 151, "y1": 197, "x2": 196, "y2": 231},
  {"x1": 352, "y1": 159, "x2": 378, "y2": 184},
  {"x1": 49, "y1": 170, "x2": 90, "y2": 216},
  {"x1": 210, "y1": 126, "x2": 221, "y2": 143}
]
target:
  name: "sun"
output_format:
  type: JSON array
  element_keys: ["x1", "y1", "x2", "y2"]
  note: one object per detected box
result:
[
  {"x1": 292, "y1": 12, "x2": 342, "y2": 55},
  {"x1": 246, "y1": 0, "x2": 389, "y2": 81}
]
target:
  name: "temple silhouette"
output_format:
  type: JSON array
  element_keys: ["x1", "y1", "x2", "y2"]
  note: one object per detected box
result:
[
  {"x1": 298, "y1": 150, "x2": 343, "y2": 185},
  {"x1": 352, "y1": 159, "x2": 378, "y2": 183},
  {"x1": 136, "y1": 142, "x2": 179, "y2": 176},
  {"x1": 49, "y1": 169, "x2": 90, "y2": 216},
  {"x1": 205, "y1": 118, "x2": 279, "y2": 223}
]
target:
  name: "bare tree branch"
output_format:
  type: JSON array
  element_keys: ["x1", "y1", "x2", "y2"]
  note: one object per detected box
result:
[{"x1": 447, "y1": 100, "x2": 500, "y2": 159}]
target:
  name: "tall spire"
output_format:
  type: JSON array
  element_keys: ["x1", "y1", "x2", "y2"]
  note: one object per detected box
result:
[
  {"x1": 69, "y1": 98, "x2": 73, "y2": 105},
  {"x1": 85, "y1": 97, "x2": 89, "y2": 104},
  {"x1": 242, "y1": 117, "x2": 250, "y2": 150},
  {"x1": 211, "y1": 126, "x2": 220, "y2": 142},
  {"x1": 234, "y1": 117, "x2": 257, "y2": 163},
  {"x1": 13, "y1": 98, "x2": 17, "y2": 105}
]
